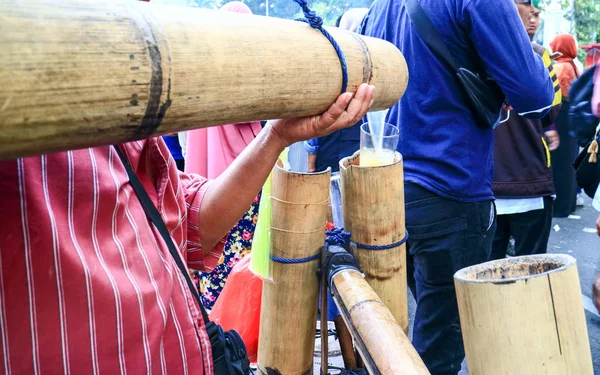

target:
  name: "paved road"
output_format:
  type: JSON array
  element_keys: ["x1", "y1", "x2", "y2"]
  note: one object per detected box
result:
[{"x1": 547, "y1": 196, "x2": 600, "y2": 371}]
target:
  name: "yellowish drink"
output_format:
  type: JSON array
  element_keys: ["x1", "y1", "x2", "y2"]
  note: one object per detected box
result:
[{"x1": 360, "y1": 148, "x2": 396, "y2": 167}]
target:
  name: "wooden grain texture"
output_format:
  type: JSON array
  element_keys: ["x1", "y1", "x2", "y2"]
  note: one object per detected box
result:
[
  {"x1": 339, "y1": 151, "x2": 408, "y2": 333},
  {"x1": 0, "y1": 0, "x2": 408, "y2": 159},
  {"x1": 454, "y1": 254, "x2": 593, "y2": 375},
  {"x1": 257, "y1": 166, "x2": 330, "y2": 375},
  {"x1": 332, "y1": 269, "x2": 429, "y2": 375}
]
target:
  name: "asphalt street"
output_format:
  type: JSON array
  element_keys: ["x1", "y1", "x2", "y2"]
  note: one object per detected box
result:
[{"x1": 547, "y1": 196, "x2": 600, "y2": 371}]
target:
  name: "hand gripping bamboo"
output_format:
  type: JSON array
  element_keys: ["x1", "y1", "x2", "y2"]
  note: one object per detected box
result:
[{"x1": 0, "y1": 0, "x2": 408, "y2": 159}]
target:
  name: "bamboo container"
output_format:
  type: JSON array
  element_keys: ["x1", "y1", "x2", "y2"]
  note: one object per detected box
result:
[
  {"x1": 339, "y1": 151, "x2": 408, "y2": 333},
  {"x1": 454, "y1": 254, "x2": 593, "y2": 375},
  {"x1": 0, "y1": 0, "x2": 408, "y2": 159},
  {"x1": 257, "y1": 166, "x2": 330, "y2": 375},
  {"x1": 331, "y1": 269, "x2": 429, "y2": 375}
]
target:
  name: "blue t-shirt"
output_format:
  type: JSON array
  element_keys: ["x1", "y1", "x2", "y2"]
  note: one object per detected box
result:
[
  {"x1": 304, "y1": 120, "x2": 362, "y2": 172},
  {"x1": 162, "y1": 135, "x2": 183, "y2": 160},
  {"x1": 361, "y1": 0, "x2": 554, "y2": 202}
]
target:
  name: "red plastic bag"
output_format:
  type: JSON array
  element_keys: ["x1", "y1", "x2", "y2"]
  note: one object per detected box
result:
[{"x1": 209, "y1": 255, "x2": 262, "y2": 362}]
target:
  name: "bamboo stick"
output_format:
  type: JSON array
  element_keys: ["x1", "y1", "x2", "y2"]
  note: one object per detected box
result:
[
  {"x1": 257, "y1": 166, "x2": 330, "y2": 375},
  {"x1": 339, "y1": 151, "x2": 408, "y2": 333},
  {"x1": 454, "y1": 254, "x2": 593, "y2": 375},
  {"x1": 0, "y1": 0, "x2": 408, "y2": 159},
  {"x1": 331, "y1": 269, "x2": 429, "y2": 375},
  {"x1": 333, "y1": 316, "x2": 358, "y2": 370}
]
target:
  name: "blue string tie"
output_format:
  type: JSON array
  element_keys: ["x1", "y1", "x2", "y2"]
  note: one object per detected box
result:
[
  {"x1": 354, "y1": 230, "x2": 409, "y2": 251},
  {"x1": 292, "y1": 0, "x2": 348, "y2": 94},
  {"x1": 326, "y1": 226, "x2": 409, "y2": 250},
  {"x1": 270, "y1": 227, "x2": 408, "y2": 264},
  {"x1": 325, "y1": 227, "x2": 352, "y2": 247},
  {"x1": 270, "y1": 252, "x2": 321, "y2": 264}
]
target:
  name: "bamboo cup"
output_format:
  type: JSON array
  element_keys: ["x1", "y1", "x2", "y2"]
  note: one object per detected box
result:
[
  {"x1": 454, "y1": 254, "x2": 593, "y2": 375},
  {"x1": 257, "y1": 166, "x2": 330, "y2": 375},
  {"x1": 331, "y1": 269, "x2": 429, "y2": 375},
  {"x1": 0, "y1": 0, "x2": 408, "y2": 159},
  {"x1": 339, "y1": 151, "x2": 408, "y2": 333}
]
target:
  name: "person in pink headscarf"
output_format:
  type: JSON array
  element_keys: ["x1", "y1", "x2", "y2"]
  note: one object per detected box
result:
[
  {"x1": 185, "y1": 1, "x2": 263, "y2": 180},
  {"x1": 184, "y1": 1, "x2": 265, "y2": 309}
]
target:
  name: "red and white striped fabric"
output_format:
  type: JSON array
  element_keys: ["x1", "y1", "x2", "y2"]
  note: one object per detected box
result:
[{"x1": 0, "y1": 138, "x2": 215, "y2": 374}]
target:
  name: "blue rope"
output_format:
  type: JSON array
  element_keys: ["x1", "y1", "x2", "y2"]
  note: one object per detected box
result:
[
  {"x1": 271, "y1": 252, "x2": 321, "y2": 264},
  {"x1": 354, "y1": 230, "x2": 409, "y2": 251},
  {"x1": 325, "y1": 227, "x2": 352, "y2": 247},
  {"x1": 292, "y1": 0, "x2": 348, "y2": 94}
]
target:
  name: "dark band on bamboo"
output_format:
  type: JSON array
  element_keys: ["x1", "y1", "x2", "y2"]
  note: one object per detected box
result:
[
  {"x1": 348, "y1": 298, "x2": 386, "y2": 315},
  {"x1": 351, "y1": 33, "x2": 373, "y2": 84},
  {"x1": 129, "y1": 5, "x2": 172, "y2": 139}
]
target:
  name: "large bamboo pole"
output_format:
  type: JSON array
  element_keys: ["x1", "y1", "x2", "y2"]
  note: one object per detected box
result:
[
  {"x1": 454, "y1": 254, "x2": 593, "y2": 375},
  {"x1": 0, "y1": 0, "x2": 408, "y2": 159},
  {"x1": 339, "y1": 151, "x2": 408, "y2": 333},
  {"x1": 257, "y1": 166, "x2": 330, "y2": 375},
  {"x1": 331, "y1": 268, "x2": 429, "y2": 375}
]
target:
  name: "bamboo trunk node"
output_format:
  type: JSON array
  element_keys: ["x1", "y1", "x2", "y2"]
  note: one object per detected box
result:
[
  {"x1": 454, "y1": 254, "x2": 593, "y2": 375},
  {"x1": 339, "y1": 151, "x2": 408, "y2": 333},
  {"x1": 257, "y1": 166, "x2": 330, "y2": 375},
  {"x1": 0, "y1": 0, "x2": 408, "y2": 159}
]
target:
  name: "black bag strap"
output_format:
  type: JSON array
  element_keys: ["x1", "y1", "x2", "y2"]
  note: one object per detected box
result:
[
  {"x1": 405, "y1": 0, "x2": 459, "y2": 72},
  {"x1": 113, "y1": 145, "x2": 211, "y2": 325}
]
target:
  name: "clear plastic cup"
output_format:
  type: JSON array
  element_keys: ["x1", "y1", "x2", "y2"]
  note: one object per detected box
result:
[
  {"x1": 359, "y1": 122, "x2": 400, "y2": 167},
  {"x1": 330, "y1": 172, "x2": 344, "y2": 227}
]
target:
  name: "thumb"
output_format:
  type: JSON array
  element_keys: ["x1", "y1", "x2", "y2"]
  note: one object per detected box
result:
[{"x1": 317, "y1": 93, "x2": 354, "y2": 129}]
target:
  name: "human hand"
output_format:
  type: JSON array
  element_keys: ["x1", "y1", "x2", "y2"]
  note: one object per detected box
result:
[
  {"x1": 268, "y1": 84, "x2": 375, "y2": 147},
  {"x1": 596, "y1": 214, "x2": 600, "y2": 237},
  {"x1": 545, "y1": 130, "x2": 560, "y2": 151}
]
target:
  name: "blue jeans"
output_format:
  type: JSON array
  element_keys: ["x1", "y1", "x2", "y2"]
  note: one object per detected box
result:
[
  {"x1": 405, "y1": 183, "x2": 495, "y2": 375},
  {"x1": 491, "y1": 196, "x2": 553, "y2": 260}
]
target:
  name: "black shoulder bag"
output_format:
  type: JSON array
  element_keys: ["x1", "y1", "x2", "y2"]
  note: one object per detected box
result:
[
  {"x1": 405, "y1": 0, "x2": 505, "y2": 129},
  {"x1": 114, "y1": 146, "x2": 251, "y2": 375},
  {"x1": 573, "y1": 127, "x2": 600, "y2": 199}
]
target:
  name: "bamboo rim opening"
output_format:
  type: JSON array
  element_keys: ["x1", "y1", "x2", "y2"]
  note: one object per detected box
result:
[
  {"x1": 339, "y1": 150, "x2": 403, "y2": 170},
  {"x1": 454, "y1": 254, "x2": 575, "y2": 284},
  {"x1": 275, "y1": 161, "x2": 331, "y2": 176}
]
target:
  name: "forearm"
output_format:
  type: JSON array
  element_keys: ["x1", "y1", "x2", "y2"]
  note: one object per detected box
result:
[
  {"x1": 196, "y1": 83, "x2": 374, "y2": 251},
  {"x1": 198, "y1": 125, "x2": 285, "y2": 251}
]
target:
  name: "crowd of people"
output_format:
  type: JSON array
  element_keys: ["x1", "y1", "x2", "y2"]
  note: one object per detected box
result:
[{"x1": 2, "y1": 0, "x2": 600, "y2": 373}]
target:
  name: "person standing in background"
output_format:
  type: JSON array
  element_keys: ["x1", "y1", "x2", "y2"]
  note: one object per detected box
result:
[
  {"x1": 550, "y1": 34, "x2": 581, "y2": 217},
  {"x1": 184, "y1": 0, "x2": 264, "y2": 309},
  {"x1": 185, "y1": 2, "x2": 263, "y2": 179},
  {"x1": 527, "y1": 3, "x2": 540, "y2": 41},
  {"x1": 305, "y1": 7, "x2": 368, "y2": 173},
  {"x1": 589, "y1": 62, "x2": 600, "y2": 311},
  {"x1": 491, "y1": 0, "x2": 562, "y2": 260},
  {"x1": 361, "y1": 0, "x2": 554, "y2": 373}
]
